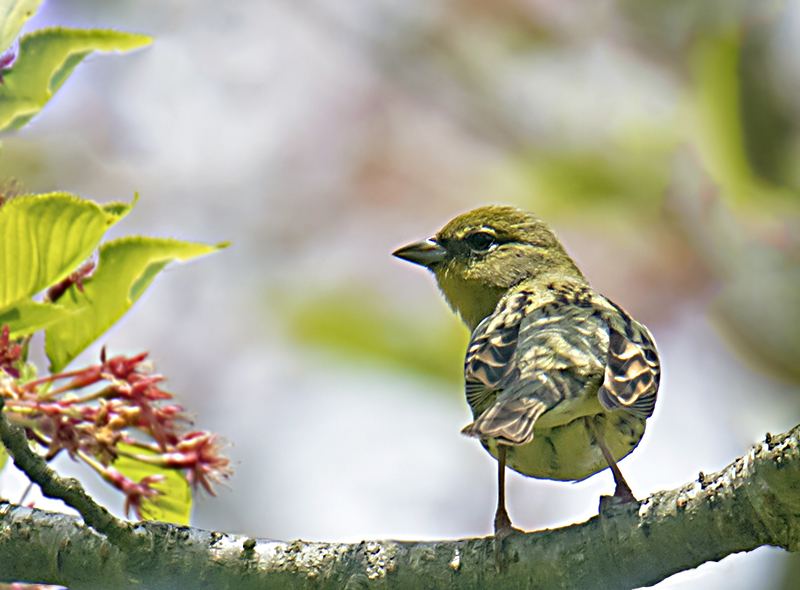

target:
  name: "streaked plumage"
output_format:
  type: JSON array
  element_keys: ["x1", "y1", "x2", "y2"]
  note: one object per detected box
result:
[
  {"x1": 393, "y1": 206, "x2": 661, "y2": 534},
  {"x1": 463, "y1": 283, "x2": 658, "y2": 481}
]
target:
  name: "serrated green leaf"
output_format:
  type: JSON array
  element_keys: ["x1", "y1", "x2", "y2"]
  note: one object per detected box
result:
[
  {"x1": 0, "y1": 27, "x2": 152, "y2": 132},
  {"x1": 0, "y1": 300, "x2": 74, "y2": 338},
  {"x1": 0, "y1": 193, "x2": 132, "y2": 312},
  {"x1": 114, "y1": 444, "x2": 192, "y2": 525},
  {"x1": 0, "y1": 0, "x2": 43, "y2": 54},
  {"x1": 129, "y1": 259, "x2": 170, "y2": 302},
  {"x1": 102, "y1": 192, "x2": 139, "y2": 218},
  {"x1": 45, "y1": 236, "x2": 228, "y2": 372}
]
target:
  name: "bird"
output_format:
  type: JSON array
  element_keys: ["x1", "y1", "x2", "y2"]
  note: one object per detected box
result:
[{"x1": 392, "y1": 205, "x2": 660, "y2": 536}]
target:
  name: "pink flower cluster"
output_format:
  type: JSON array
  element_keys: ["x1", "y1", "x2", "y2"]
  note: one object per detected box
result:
[{"x1": 0, "y1": 327, "x2": 231, "y2": 519}]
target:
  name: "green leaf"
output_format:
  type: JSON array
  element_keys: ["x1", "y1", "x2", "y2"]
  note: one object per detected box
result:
[
  {"x1": 102, "y1": 192, "x2": 139, "y2": 217},
  {"x1": 0, "y1": 193, "x2": 133, "y2": 312},
  {"x1": 113, "y1": 444, "x2": 192, "y2": 525},
  {"x1": 0, "y1": 443, "x2": 7, "y2": 474},
  {"x1": 0, "y1": 300, "x2": 74, "y2": 338},
  {"x1": 0, "y1": 27, "x2": 152, "y2": 132},
  {"x1": 45, "y1": 236, "x2": 228, "y2": 372},
  {"x1": 0, "y1": 0, "x2": 43, "y2": 54}
]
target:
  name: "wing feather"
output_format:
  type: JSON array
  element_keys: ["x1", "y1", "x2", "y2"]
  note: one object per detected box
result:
[
  {"x1": 596, "y1": 303, "x2": 660, "y2": 419},
  {"x1": 462, "y1": 285, "x2": 609, "y2": 445}
]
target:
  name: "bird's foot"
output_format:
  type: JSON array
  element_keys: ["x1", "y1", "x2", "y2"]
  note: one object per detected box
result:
[
  {"x1": 494, "y1": 523, "x2": 523, "y2": 542},
  {"x1": 614, "y1": 479, "x2": 637, "y2": 503},
  {"x1": 493, "y1": 508, "x2": 522, "y2": 540},
  {"x1": 599, "y1": 494, "x2": 640, "y2": 515},
  {"x1": 599, "y1": 485, "x2": 640, "y2": 515},
  {"x1": 492, "y1": 512, "x2": 522, "y2": 572}
]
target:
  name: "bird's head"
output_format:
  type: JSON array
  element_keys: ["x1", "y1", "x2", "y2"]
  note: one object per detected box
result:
[{"x1": 393, "y1": 206, "x2": 585, "y2": 329}]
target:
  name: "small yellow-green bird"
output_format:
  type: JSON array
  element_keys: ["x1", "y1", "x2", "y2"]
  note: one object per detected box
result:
[{"x1": 393, "y1": 206, "x2": 660, "y2": 536}]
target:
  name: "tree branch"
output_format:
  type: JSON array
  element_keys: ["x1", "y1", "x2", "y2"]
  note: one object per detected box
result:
[
  {"x1": 0, "y1": 396, "x2": 133, "y2": 545},
  {"x1": 1, "y1": 421, "x2": 798, "y2": 590}
]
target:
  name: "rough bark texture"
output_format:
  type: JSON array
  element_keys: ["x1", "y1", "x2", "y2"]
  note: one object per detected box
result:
[{"x1": 1, "y1": 424, "x2": 799, "y2": 590}]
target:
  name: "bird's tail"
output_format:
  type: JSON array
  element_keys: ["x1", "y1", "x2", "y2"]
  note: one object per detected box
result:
[{"x1": 461, "y1": 398, "x2": 547, "y2": 445}]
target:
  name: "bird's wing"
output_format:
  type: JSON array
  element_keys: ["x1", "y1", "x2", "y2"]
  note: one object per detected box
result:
[
  {"x1": 462, "y1": 285, "x2": 610, "y2": 445},
  {"x1": 596, "y1": 299, "x2": 660, "y2": 419}
]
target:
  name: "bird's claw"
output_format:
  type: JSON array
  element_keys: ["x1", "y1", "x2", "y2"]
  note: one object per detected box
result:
[{"x1": 599, "y1": 492, "x2": 640, "y2": 515}]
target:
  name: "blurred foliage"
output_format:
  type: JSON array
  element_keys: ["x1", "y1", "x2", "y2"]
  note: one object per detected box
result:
[
  {"x1": 670, "y1": 19, "x2": 800, "y2": 385},
  {"x1": 739, "y1": 25, "x2": 799, "y2": 187},
  {"x1": 667, "y1": 145, "x2": 800, "y2": 385},
  {"x1": 689, "y1": 31, "x2": 756, "y2": 205},
  {"x1": 712, "y1": 265, "x2": 800, "y2": 383},
  {"x1": 618, "y1": 0, "x2": 785, "y2": 53},
  {"x1": 275, "y1": 287, "x2": 468, "y2": 386},
  {"x1": 504, "y1": 144, "x2": 673, "y2": 221}
]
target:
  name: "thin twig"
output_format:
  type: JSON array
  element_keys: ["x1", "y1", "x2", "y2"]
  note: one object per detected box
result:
[{"x1": 0, "y1": 396, "x2": 133, "y2": 546}]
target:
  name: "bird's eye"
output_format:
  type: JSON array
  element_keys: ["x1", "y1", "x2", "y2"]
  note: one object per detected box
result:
[{"x1": 465, "y1": 231, "x2": 496, "y2": 252}]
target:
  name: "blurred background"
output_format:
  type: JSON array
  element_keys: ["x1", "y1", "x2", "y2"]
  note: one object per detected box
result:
[{"x1": 1, "y1": 0, "x2": 800, "y2": 588}]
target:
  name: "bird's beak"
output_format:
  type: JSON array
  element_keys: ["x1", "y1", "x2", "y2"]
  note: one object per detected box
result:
[{"x1": 392, "y1": 238, "x2": 447, "y2": 268}]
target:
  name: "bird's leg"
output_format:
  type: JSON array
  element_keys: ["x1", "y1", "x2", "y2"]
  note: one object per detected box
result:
[
  {"x1": 494, "y1": 444, "x2": 515, "y2": 538},
  {"x1": 592, "y1": 418, "x2": 637, "y2": 508},
  {"x1": 597, "y1": 435, "x2": 636, "y2": 503}
]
